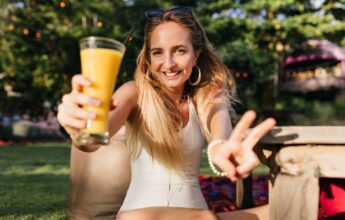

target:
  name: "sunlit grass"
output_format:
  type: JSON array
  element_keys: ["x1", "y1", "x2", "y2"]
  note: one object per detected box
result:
[
  {"x1": 0, "y1": 142, "x2": 269, "y2": 219},
  {"x1": 0, "y1": 143, "x2": 70, "y2": 219}
]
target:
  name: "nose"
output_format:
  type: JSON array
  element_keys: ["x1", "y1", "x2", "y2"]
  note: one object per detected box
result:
[{"x1": 162, "y1": 54, "x2": 176, "y2": 70}]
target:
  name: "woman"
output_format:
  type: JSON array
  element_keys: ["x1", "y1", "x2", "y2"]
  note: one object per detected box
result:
[{"x1": 57, "y1": 6, "x2": 275, "y2": 220}]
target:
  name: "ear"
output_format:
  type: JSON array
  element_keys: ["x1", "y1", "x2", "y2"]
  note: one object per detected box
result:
[{"x1": 193, "y1": 49, "x2": 202, "y2": 66}]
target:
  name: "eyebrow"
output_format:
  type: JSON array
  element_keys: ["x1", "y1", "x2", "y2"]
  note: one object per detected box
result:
[{"x1": 150, "y1": 44, "x2": 189, "y2": 52}]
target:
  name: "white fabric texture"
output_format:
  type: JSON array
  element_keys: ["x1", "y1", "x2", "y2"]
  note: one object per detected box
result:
[{"x1": 120, "y1": 99, "x2": 208, "y2": 211}]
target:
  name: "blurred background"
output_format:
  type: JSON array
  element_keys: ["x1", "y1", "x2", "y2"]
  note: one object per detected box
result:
[
  {"x1": 1, "y1": 0, "x2": 344, "y2": 131},
  {"x1": 0, "y1": 0, "x2": 344, "y2": 219}
]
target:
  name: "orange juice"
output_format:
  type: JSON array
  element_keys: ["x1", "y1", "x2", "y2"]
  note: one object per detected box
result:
[{"x1": 80, "y1": 48, "x2": 124, "y2": 134}]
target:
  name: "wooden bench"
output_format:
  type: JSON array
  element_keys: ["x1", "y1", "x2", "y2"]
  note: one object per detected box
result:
[{"x1": 237, "y1": 126, "x2": 345, "y2": 220}]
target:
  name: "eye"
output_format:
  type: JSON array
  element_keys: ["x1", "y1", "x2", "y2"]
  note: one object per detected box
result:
[
  {"x1": 151, "y1": 50, "x2": 162, "y2": 57},
  {"x1": 175, "y1": 49, "x2": 186, "y2": 55}
]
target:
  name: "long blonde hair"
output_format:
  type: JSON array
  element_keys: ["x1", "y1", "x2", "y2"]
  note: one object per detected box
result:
[{"x1": 126, "y1": 9, "x2": 237, "y2": 171}]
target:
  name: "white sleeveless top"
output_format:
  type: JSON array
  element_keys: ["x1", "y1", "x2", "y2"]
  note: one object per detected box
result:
[{"x1": 119, "y1": 100, "x2": 208, "y2": 211}]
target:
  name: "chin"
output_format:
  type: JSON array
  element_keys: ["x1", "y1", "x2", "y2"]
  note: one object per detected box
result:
[{"x1": 162, "y1": 81, "x2": 185, "y2": 90}]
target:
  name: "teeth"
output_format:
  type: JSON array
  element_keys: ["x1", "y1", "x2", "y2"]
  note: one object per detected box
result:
[{"x1": 164, "y1": 71, "x2": 180, "y2": 77}]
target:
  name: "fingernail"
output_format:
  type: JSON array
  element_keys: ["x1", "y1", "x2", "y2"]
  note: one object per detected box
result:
[{"x1": 235, "y1": 170, "x2": 240, "y2": 178}]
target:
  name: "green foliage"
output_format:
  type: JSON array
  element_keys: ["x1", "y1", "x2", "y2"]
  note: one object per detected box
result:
[
  {"x1": 196, "y1": 0, "x2": 345, "y2": 114},
  {"x1": 0, "y1": 0, "x2": 344, "y2": 122},
  {"x1": 275, "y1": 93, "x2": 345, "y2": 125},
  {"x1": 0, "y1": 0, "x2": 127, "y2": 116}
]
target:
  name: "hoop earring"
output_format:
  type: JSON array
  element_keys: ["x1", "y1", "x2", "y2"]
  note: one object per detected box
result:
[{"x1": 188, "y1": 66, "x2": 201, "y2": 86}]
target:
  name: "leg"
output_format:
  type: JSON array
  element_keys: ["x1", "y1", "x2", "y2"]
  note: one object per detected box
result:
[
  {"x1": 116, "y1": 206, "x2": 268, "y2": 220},
  {"x1": 116, "y1": 207, "x2": 219, "y2": 220},
  {"x1": 217, "y1": 205, "x2": 269, "y2": 220},
  {"x1": 69, "y1": 129, "x2": 131, "y2": 219}
]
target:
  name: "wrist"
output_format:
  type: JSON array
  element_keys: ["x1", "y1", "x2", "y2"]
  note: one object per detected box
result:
[
  {"x1": 208, "y1": 140, "x2": 222, "y2": 159},
  {"x1": 207, "y1": 139, "x2": 227, "y2": 176}
]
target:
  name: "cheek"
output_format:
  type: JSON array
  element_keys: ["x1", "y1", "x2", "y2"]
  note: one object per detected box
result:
[
  {"x1": 149, "y1": 58, "x2": 160, "y2": 71},
  {"x1": 185, "y1": 65, "x2": 193, "y2": 76},
  {"x1": 183, "y1": 58, "x2": 195, "y2": 74}
]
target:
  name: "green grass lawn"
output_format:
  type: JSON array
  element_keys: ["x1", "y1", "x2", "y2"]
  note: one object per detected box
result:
[
  {"x1": 0, "y1": 142, "x2": 268, "y2": 219},
  {"x1": 0, "y1": 143, "x2": 70, "y2": 220}
]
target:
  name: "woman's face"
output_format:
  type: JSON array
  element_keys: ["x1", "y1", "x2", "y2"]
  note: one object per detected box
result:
[{"x1": 149, "y1": 21, "x2": 199, "y2": 93}]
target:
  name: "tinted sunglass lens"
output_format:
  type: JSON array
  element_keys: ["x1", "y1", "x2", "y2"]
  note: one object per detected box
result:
[
  {"x1": 144, "y1": 7, "x2": 192, "y2": 19},
  {"x1": 145, "y1": 10, "x2": 164, "y2": 19},
  {"x1": 170, "y1": 6, "x2": 192, "y2": 13}
]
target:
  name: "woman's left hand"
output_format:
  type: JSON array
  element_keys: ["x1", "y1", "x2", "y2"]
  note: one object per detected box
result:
[{"x1": 210, "y1": 110, "x2": 276, "y2": 181}]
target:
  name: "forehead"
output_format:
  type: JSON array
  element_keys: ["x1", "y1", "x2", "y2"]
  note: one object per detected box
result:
[{"x1": 150, "y1": 22, "x2": 192, "y2": 48}]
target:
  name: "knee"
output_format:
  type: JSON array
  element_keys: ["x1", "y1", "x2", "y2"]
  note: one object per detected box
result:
[
  {"x1": 116, "y1": 210, "x2": 154, "y2": 220},
  {"x1": 116, "y1": 212, "x2": 132, "y2": 220},
  {"x1": 115, "y1": 212, "x2": 124, "y2": 220},
  {"x1": 189, "y1": 210, "x2": 219, "y2": 220}
]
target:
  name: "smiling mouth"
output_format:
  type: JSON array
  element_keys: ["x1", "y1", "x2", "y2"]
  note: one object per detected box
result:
[{"x1": 163, "y1": 71, "x2": 182, "y2": 77}]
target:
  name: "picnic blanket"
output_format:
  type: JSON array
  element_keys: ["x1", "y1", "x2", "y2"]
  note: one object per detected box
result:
[
  {"x1": 199, "y1": 175, "x2": 268, "y2": 212},
  {"x1": 199, "y1": 176, "x2": 345, "y2": 220}
]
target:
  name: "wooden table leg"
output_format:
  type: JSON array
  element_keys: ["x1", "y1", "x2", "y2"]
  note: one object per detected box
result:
[
  {"x1": 236, "y1": 175, "x2": 254, "y2": 209},
  {"x1": 269, "y1": 147, "x2": 320, "y2": 220}
]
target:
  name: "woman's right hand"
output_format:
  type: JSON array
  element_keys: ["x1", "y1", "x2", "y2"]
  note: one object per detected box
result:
[
  {"x1": 57, "y1": 74, "x2": 100, "y2": 140},
  {"x1": 210, "y1": 111, "x2": 276, "y2": 181}
]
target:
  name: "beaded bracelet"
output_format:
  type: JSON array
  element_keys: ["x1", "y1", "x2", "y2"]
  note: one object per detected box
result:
[{"x1": 207, "y1": 139, "x2": 227, "y2": 176}]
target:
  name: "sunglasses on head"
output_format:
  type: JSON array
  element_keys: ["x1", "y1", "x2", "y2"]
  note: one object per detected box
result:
[{"x1": 144, "y1": 6, "x2": 193, "y2": 19}]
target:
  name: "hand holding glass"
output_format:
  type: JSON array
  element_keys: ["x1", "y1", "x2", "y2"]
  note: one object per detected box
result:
[{"x1": 75, "y1": 37, "x2": 125, "y2": 151}]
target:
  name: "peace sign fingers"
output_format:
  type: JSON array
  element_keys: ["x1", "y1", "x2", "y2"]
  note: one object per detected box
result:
[
  {"x1": 210, "y1": 110, "x2": 276, "y2": 181},
  {"x1": 242, "y1": 117, "x2": 276, "y2": 150},
  {"x1": 228, "y1": 110, "x2": 257, "y2": 144}
]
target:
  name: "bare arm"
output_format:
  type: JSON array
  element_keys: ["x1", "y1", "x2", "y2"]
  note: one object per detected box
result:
[
  {"x1": 207, "y1": 94, "x2": 276, "y2": 182},
  {"x1": 108, "y1": 81, "x2": 138, "y2": 137},
  {"x1": 208, "y1": 93, "x2": 232, "y2": 140}
]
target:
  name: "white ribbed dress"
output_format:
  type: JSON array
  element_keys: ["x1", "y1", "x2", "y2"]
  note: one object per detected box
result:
[{"x1": 119, "y1": 100, "x2": 208, "y2": 211}]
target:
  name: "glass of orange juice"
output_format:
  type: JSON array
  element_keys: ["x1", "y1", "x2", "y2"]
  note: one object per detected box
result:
[{"x1": 76, "y1": 36, "x2": 125, "y2": 150}]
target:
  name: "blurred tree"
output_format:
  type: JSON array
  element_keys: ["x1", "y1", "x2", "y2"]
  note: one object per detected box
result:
[
  {"x1": 196, "y1": 0, "x2": 345, "y2": 115},
  {"x1": 0, "y1": 0, "x2": 128, "y2": 117},
  {"x1": 0, "y1": 0, "x2": 196, "y2": 117},
  {"x1": 0, "y1": 0, "x2": 344, "y2": 120}
]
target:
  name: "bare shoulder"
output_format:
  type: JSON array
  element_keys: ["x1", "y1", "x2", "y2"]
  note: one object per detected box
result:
[
  {"x1": 117, "y1": 80, "x2": 138, "y2": 93},
  {"x1": 114, "y1": 81, "x2": 138, "y2": 96},
  {"x1": 206, "y1": 84, "x2": 229, "y2": 103},
  {"x1": 113, "y1": 80, "x2": 138, "y2": 103}
]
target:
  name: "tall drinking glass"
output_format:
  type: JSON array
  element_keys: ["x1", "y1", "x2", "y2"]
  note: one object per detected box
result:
[{"x1": 76, "y1": 36, "x2": 125, "y2": 150}]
